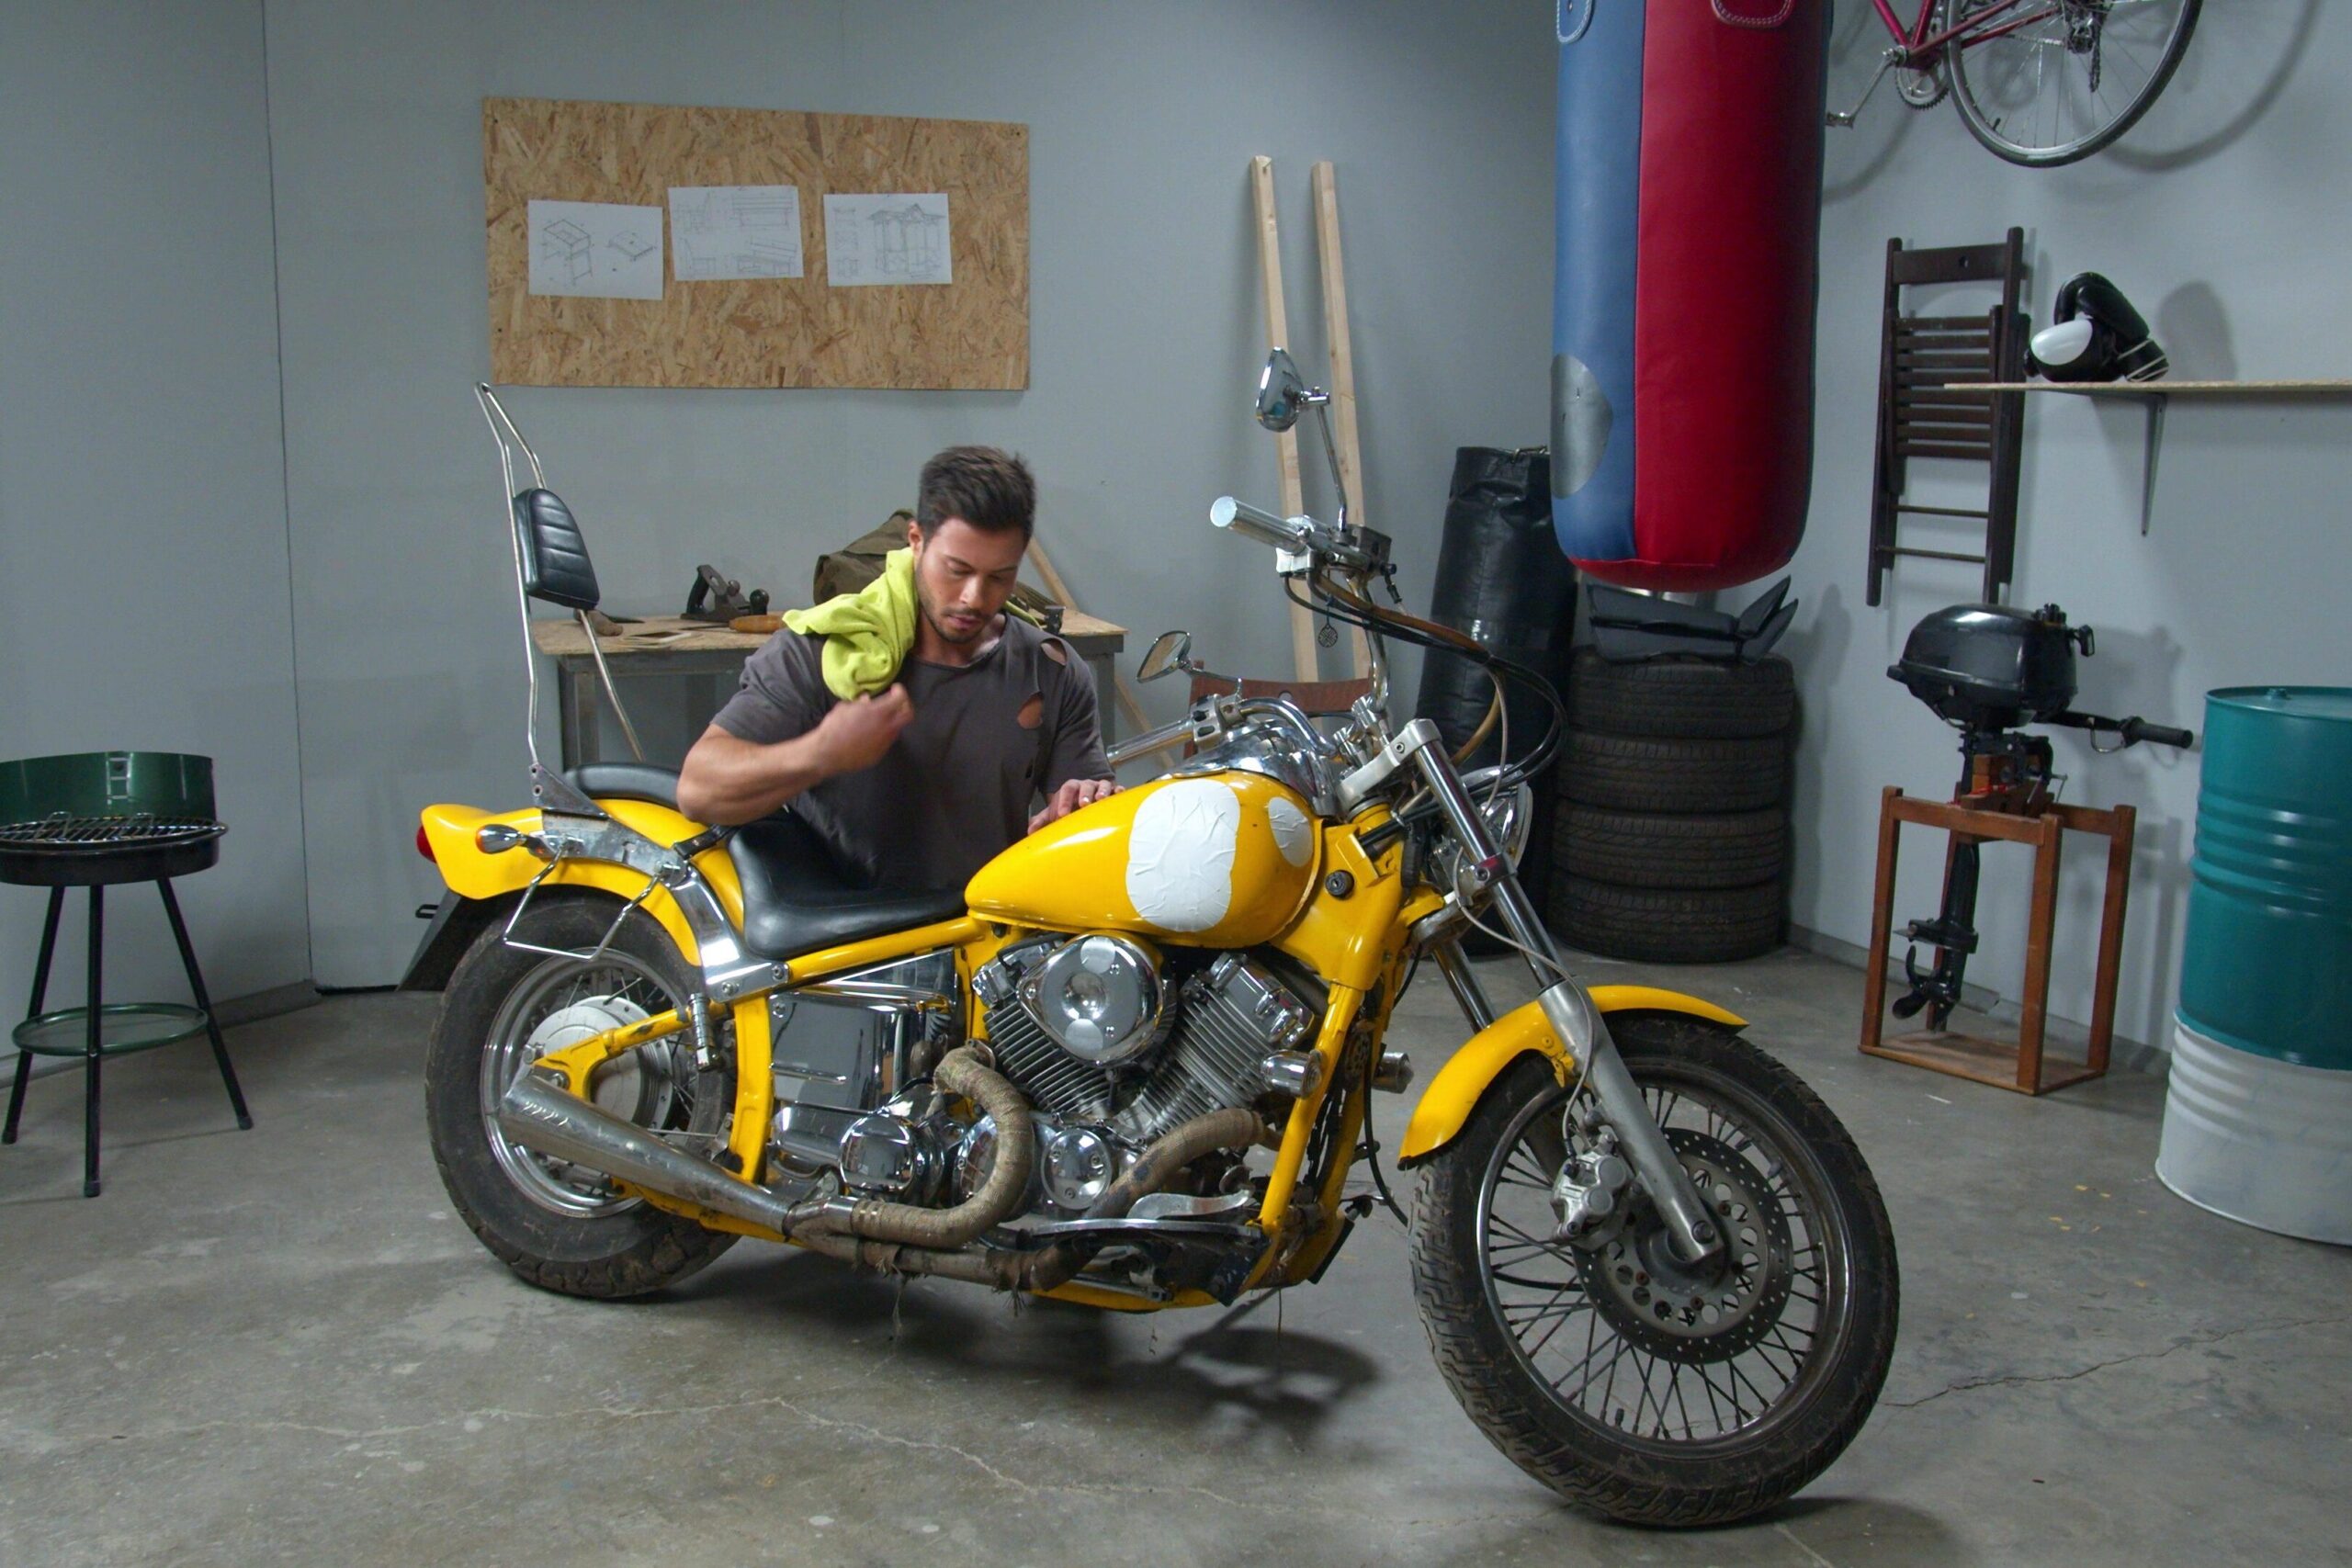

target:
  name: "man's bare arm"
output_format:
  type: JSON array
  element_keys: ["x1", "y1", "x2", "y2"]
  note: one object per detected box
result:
[{"x1": 676, "y1": 685, "x2": 913, "y2": 825}]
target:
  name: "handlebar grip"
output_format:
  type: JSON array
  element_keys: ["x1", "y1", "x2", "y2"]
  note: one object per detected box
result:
[
  {"x1": 1210, "y1": 495, "x2": 1307, "y2": 551},
  {"x1": 2124, "y1": 718, "x2": 2196, "y2": 750}
]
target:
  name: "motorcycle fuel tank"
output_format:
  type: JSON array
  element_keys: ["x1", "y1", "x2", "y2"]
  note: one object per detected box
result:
[{"x1": 966, "y1": 772, "x2": 1322, "y2": 948}]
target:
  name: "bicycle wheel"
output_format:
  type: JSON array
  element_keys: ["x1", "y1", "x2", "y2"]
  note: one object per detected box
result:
[{"x1": 1949, "y1": 0, "x2": 2200, "y2": 167}]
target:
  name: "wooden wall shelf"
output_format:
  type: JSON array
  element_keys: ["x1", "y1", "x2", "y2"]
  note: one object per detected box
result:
[{"x1": 1941, "y1": 380, "x2": 2352, "y2": 534}]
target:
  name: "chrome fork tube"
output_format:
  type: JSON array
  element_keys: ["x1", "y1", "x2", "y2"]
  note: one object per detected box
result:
[
  {"x1": 1430, "y1": 937, "x2": 1496, "y2": 1032},
  {"x1": 1413, "y1": 749, "x2": 1722, "y2": 1264}
]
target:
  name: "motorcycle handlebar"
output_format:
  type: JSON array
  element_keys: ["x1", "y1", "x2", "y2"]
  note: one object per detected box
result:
[{"x1": 1210, "y1": 495, "x2": 1310, "y2": 552}]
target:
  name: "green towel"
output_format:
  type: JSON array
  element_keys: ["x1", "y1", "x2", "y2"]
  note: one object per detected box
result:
[{"x1": 785, "y1": 547, "x2": 919, "y2": 699}]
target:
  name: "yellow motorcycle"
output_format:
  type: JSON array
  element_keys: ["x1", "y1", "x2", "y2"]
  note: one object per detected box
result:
[{"x1": 412, "y1": 366, "x2": 1895, "y2": 1527}]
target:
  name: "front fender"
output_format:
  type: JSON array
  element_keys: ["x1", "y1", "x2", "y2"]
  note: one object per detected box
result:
[{"x1": 1395, "y1": 987, "x2": 1746, "y2": 1167}]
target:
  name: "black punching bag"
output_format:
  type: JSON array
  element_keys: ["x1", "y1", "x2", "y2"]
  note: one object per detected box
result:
[{"x1": 1414, "y1": 447, "x2": 1578, "y2": 908}]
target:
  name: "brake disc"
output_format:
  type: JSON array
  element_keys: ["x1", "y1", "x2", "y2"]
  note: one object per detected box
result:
[
  {"x1": 1579, "y1": 1126, "x2": 1794, "y2": 1364},
  {"x1": 529, "y1": 995, "x2": 664, "y2": 1122}
]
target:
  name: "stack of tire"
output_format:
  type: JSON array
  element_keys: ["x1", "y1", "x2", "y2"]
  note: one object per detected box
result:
[{"x1": 1548, "y1": 649, "x2": 1794, "y2": 964}]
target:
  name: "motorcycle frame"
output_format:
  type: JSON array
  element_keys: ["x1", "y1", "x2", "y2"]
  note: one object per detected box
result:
[
  {"x1": 422, "y1": 372, "x2": 1741, "y2": 1305},
  {"x1": 425, "y1": 595, "x2": 1732, "y2": 1313}
]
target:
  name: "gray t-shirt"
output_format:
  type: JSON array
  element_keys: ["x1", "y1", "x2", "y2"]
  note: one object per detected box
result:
[{"x1": 711, "y1": 618, "x2": 1110, "y2": 892}]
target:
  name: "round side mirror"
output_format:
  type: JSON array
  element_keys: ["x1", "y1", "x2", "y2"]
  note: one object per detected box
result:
[
  {"x1": 1255, "y1": 348, "x2": 1315, "y2": 433},
  {"x1": 1136, "y1": 629, "x2": 1194, "y2": 682}
]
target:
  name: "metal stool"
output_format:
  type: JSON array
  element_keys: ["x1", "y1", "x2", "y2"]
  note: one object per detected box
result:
[{"x1": 0, "y1": 752, "x2": 252, "y2": 1196}]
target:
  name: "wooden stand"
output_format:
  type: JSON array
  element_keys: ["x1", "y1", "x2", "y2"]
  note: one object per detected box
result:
[{"x1": 1860, "y1": 785, "x2": 2136, "y2": 1095}]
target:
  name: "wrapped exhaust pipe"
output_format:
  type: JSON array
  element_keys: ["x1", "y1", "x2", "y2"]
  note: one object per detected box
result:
[
  {"x1": 495, "y1": 1046, "x2": 1039, "y2": 1249},
  {"x1": 496, "y1": 1069, "x2": 802, "y2": 1235}
]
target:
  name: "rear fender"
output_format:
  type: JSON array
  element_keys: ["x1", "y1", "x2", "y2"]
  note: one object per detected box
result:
[
  {"x1": 413, "y1": 801, "x2": 745, "y2": 970},
  {"x1": 1395, "y1": 987, "x2": 1746, "y2": 1167}
]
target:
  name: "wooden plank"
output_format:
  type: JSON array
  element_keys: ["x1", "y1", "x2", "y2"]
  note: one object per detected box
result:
[
  {"x1": 484, "y1": 96, "x2": 1027, "y2": 389},
  {"x1": 1963, "y1": 380, "x2": 2352, "y2": 395},
  {"x1": 1252, "y1": 156, "x2": 1319, "y2": 682},
  {"x1": 1310, "y1": 160, "x2": 1372, "y2": 681}
]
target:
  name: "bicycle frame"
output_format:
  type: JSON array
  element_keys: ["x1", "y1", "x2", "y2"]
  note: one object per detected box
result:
[{"x1": 1872, "y1": 0, "x2": 2062, "y2": 62}]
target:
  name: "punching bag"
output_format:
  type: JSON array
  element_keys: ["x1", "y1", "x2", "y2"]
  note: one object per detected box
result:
[
  {"x1": 1551, "y1": 0, "x2": 1828, "y2": 592},
  {"x1": 1414, "y1": 446, "x2": 1577, "y2": 925}
]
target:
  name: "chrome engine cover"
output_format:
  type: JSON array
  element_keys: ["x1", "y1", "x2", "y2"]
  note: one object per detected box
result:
[
  {"x1": 976, "y1": 946, "x2": 1317, "y2": 1158},
  {"x1": 1015, "y1": 933, "x2": 1171, "y2": 1066},
  {"x1": 837, "y1": 1088, "x2": 950, "y2": 1203}
]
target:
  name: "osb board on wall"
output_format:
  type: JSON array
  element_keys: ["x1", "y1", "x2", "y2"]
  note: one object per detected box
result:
[{"x1": 484, "y1": 96, "x2": 1027, "y2": 389}]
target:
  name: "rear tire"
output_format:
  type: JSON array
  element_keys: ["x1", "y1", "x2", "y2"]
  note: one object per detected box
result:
[
  {"x1": 1949, "y1": 0, "x2": 2201, "y2": 167},
  {"x1": 424, "y1": 894, "x2": 737, "y2": 1299},
  {"x1": 1409, "y1": 1015, "x2": 1898, "y2": 1527}
]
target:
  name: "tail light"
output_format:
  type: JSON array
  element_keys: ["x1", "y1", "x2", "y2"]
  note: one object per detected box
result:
[{"x1": 415, "y1": 824, "x2": 435, "y2": 863}]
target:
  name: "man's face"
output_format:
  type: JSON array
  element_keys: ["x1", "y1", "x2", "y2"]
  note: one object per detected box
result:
[{"x1": 909, "y1": 516, "x2": 1024, "y2": 647}]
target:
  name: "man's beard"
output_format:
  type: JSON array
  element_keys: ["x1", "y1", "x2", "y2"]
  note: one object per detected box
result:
[{"x1": 917, "y1": 582, "x2": 988, "y2": 646}]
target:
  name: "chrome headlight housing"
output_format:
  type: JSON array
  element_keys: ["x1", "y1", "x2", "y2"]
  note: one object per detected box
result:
[{"x1": 1430, "y1": 771, "x2": 1534, "y2": 903}]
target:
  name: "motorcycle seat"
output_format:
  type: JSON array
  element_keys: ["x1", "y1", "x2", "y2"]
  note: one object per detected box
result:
[{"x1": 566, "y1": 765, "x2": 966, "y2": 962}]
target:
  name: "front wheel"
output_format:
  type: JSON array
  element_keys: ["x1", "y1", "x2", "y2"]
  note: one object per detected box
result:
[
  {"x1": 1409, "y1": 1013, "x2": 1897, "y2": 1527},
  {"x1": 1949, "y1": 0, "x2": 2201, "y2": 167},
  {"x1": 425, "y1": 893, "x2": 738, "y2": 1299}
]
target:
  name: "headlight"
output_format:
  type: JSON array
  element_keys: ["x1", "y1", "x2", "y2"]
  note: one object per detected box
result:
[
  {"x1": 1429, "y1": 776, "x2": 1534, "y2": 903},
  {"x1": 1483, "y1": 780, "x2": 1535, "y2": 869}
]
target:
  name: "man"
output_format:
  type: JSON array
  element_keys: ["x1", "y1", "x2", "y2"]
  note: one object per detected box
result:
[{"x1": 676, "y1": 446, "x2": 1115, "y2": 890}]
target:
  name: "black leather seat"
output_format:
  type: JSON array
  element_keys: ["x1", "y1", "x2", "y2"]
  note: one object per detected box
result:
[
  {"x1": 565, "y1": 766, "x2": 966, "y2": 962},
  {"x1": 568, "y1": 762, "x2": 691, "y2": 807}
]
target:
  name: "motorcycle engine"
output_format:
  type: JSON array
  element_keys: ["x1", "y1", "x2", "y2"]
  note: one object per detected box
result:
[{"x1": 965, "y1": 939, "x2": 1317, "y2": 1214}]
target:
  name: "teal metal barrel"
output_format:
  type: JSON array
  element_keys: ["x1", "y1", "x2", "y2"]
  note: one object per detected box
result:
[
  {"x1": 2161, "y1": 686, "x2": 2352, "y2": 1243},
  {"x1": 2176, "y1": 687, "x2": 2352, "y2": 1066}
]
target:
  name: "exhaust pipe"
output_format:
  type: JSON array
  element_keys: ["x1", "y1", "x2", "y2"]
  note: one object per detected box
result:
[{"x1": 496, "y1": 1069, "x2": 802, "y2": 1235}]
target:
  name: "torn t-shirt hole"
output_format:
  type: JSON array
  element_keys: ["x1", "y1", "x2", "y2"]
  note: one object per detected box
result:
[
  {"x1": 1016, "y1": 693, "x2": 1045, "y2": 729},
  {"x1": 1041, "y1": 639, "x2": 1068, "y2": 666}
]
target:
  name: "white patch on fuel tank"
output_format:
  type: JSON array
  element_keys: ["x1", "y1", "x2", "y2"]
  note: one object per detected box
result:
[
  {"x1": 1125, "y1": 779, "x2": 1240, "y2": 932},
  {"x1": 1264, "y1": 795, "x2": 1315, "y2": 867}
]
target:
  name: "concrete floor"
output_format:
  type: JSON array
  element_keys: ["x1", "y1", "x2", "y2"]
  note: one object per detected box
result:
[{"x1": 1, "y1": 946, "x2": 2345, "y2": 1567}]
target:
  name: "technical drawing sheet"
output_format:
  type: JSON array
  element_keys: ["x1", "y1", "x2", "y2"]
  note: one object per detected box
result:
[
  {"x1": 526, "y1": 199, "x2": 665, "y2": 299},
  {"x1": 669, "y1": 185, "x2": 804, "y2": 280},
  {"x1": 823, "y1": 193, "x2": 953, "y2": 286}
]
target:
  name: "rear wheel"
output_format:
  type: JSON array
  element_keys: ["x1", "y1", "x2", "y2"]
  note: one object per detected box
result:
[
  {"x1": 425, "y1": 895, "x2": 737, "y2": 1299},
  {"x1": 1409, "y1": 1015, "x2": 1897, "y2": 1526},
  {"x1": 1950, "y1": 0, "x2": 2201, "y2": 167}
]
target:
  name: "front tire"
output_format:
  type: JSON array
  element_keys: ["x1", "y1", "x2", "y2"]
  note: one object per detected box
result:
[
  {"x1": 425, "y1": 894, "x2": 737, "y2": 1299},
  {"x1": 1409, "y1": 1013, "x2": 1897, "y2": 1527}
]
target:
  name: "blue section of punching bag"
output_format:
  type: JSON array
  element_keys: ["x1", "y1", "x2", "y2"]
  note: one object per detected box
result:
[{"x1": 1550, "y1": 2, "x2": 1644, "y2": 566}]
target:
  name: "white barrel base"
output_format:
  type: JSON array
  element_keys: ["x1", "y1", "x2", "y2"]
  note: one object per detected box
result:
[{"x1": 2158, "y1": 1016, "x2": 2352, "y2": 1246}]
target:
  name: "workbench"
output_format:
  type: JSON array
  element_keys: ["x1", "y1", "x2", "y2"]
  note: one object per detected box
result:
[{"x1": 527, "y1": 612, "x2": 1128, "y2": 768}]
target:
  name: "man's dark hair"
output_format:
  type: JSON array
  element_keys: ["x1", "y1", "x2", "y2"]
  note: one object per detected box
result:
[{"x1": 916, "y1": 446, "x2": 1035, "y2": 540}]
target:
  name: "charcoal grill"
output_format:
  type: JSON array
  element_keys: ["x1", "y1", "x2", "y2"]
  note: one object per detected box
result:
[{"x1": 1, "y1": 752, "x2": 251, "y2": 1197}]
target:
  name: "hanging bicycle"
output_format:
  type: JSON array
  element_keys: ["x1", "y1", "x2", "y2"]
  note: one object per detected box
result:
[{"x1": 1827, "y1": 0, "x2": 2202, "y2": 167}]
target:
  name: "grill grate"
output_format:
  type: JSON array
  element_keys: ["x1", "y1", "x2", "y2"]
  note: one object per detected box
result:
[{"x1": 0, "y1": 812, "x2": 225, "y2": 853}]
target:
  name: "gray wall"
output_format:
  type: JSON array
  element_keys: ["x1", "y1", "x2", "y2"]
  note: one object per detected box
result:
[
  {"x1": 0, "y1": 3, "x2": 309, "y2": 1058},
  {"x1": 265, "y1": 0, "x2": 1560, "y2": 983},
  {"x1": 1790, "y1": 0, "x2": 2350, "y2": 1055}
]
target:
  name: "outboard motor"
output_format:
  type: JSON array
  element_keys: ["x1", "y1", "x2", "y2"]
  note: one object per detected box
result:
[
  {"x1": 1886, "y1": 604, "x2": 2194, "y2": 1030},
  {"x1": 2030, "y1": 272, "x2": 2168, "y2": 384}
]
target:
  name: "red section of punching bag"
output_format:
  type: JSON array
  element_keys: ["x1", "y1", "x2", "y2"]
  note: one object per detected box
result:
[{"x1": 1596, "y1": 1, "x2": 1825, "y2": 592}]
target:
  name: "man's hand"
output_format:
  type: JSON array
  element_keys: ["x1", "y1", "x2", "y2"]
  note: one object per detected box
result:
[
  {"x1": 1028, "y1": 776, "x2": 1117, "y2": 833},
  {"x1": 812, "y1": 684, "x2": 914, "y2": 775}
]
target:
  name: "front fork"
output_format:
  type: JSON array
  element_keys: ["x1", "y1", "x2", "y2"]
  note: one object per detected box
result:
[{"x1": 1412, "y1": 742, "x2": 1724, "y2": 1266}]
